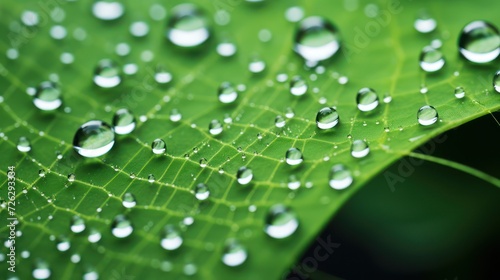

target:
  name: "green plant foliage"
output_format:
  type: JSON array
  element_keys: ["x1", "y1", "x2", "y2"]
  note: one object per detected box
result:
[{"x1": 0, "y1": 0, "x2": 499, "y2": 279}]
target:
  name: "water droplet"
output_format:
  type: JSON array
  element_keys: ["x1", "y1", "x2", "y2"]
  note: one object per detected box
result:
[
  {"x1": 17, "y1": 136, "x2": 31, "y2": 152},
  {"x1": 264, "y1": 204, "x2": 299, "y2": 239},
  {"x1": 153, "y1": 66, "x2": 172, "y2": 85},
  {"x1": 237, "y1": 166, "x2": 253, "y2": 185},
  {"x1": 285, "y1": 6, "x2": 304, "y2": 23},
  {"x1": 113, "y1": 108, "x2": 136, "y2": 135},
  {"x1": 123, "y1": 63, "x2": 138, "y2": 75},
  {"x1": 21, "y1": 10, "x2": 40, "y2": 26},
  {"x1": 356, "y1": 88, "x2": 379, "y2": 112},
  {"x1": 122, "y1": 193, "x2": 137, "y2": 208},
  {"x1": 454, "y1": 86, "x2": 465, "y2": 99},
  {"x1": 417, "y1": 105, "x2": 438, "y2": 126},
  {"x1": 32, "y1": 259, "x2": 51, "y2": 279},
  {"x1": 420, "y1": 85, "x2": 428, "y2": 94},
  {"x1": 70, "y1": 216, "x2": 85, "y2": 233},
  {"x1": 93, "y1": 59, "x2": 121, "y2": 88},
  {"x1": 222, "y1": 239, "x2": 248, "y2": 267},
  {"x1": 316, "y1": 107, "x2": 339, "y2": 129},
  {"x1": 275, "y1": 115, "x2": 286, "y2": 128},
  {"x1": 194, "y1": 183, "x2": 210, "y2": 201},
  {"x1": 150, "y1": 4, "x2": 167, "y2": 21},
  {"x1": 82, "y1": 268, "x2": 99, "y2": 280},
  {"x1": 148, "y1": 174, "x2": 156, "y2": 183},
  {"x1": 111, "y1": 215, "x2": 133, "y2": 238},
  {"x1": 39, "y1": 169, "x2": 46, "y2": 177},
  {"x1": 218, "y1": 82, "x2": 238, "y2": 104},
  {"x1": 151, "y1": 139, "x2": 166, "y2": 155},
  {"x1": 88, "y1": 229, "x2": 101, "y2": 243},
  {"x1": 167, "y1": 4, "x2": 210, "y2": 47},
  {"x1": 199, "y1": 158, "x2": 207, "y2": 168},
  {"x1": 289, "y1": 76, "x2": 308, "y2": 96},
  {"x1": 169, "y1": 108, "x2": 182, "y2": 122},
  {"x1": 130, "y1": 21, "x2": 149, "y2": 37},
  {"x1": 493, "y1": 70, "x2": 500, "y2": 93},
  {"x1": 33, "y1": 81, "x2": 62, "y2": 111},
  {"x1": 329, "y1": 164, "x2": 353, "y2": 190},
  {"x1": 420, "y1": 46, "x2": 445, "y2": 72},
  {"x1": 67, "y1": 173, "x2": 75, "y2": 182},
  {"x1": 183, "y1": 264, "x2": 197, "y2": 276},
  {"x1": 258, "y1": 29, "x2": 272, "y2": 42},
  {"x1": 285, "y1": 107, "x2": 295, "y2": 118},
  {"x1": 287, "y1": 175, "x2": 301, "y2": 190},
  {"x1": 129, "y1": 173, "x2": 136, "y2": 179},
  {"x1": 209, "y1": 120, "x2": 223, "y2": 135},
  {"x1": 383, "y1": 92, "x2": 392, "y2": 103},
  {"x1": 73, "y1": 120, "x2": 115, "y2": 158},
  {"x1": 56, "y1": 236, "x2": 70, "y2": 252},
  {"x1": 161, "y1": 225, "x2": 183, "y2": 250},
  {"x1": 50, "y1": 25, "x2": 67, "y2": 40},
  {"x1": 294, "y1": 16, "x2": 341, "y2": 63},
  {"x1": 115, "y1": 42, "x2": 130, "y2": 56},
  {"x1": 351, "y1": 140, "x2": 370, "y2": 158},
  {"x1": 248, "y1": 57, "x2": 266, "y2": 73},
  {"x1": 92, "y1": 1, "x2": 124, "y2": 21},
  {"x1": 285, "y1": 148, "x2": 303, "y2": 166},
  {"x1": 217, "y1": 41, "x2": 237, "y2": 57},
  {"x1": 458, "y1": 21, "x2": 500, "y2": 63},
  {"x1": 414, "y1": 11, "x2": 437, "y2": 33}
]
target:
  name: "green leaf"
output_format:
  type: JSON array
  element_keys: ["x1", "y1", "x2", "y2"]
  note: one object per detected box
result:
[{"x1": 0, "y1": 0, "x2": 499, "y2": 279}]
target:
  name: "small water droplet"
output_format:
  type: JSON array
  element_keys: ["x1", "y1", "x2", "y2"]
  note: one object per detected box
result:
[
  {"x1": 73, "y1": 120, "x2": 115, "y2": 158},
  {"x1": 130, "y1": 21, "x2": 149, "y2": 37},
  {"x1": 17, "y1": 136, "x2": 31, "y2": 152},
  {"x1": 161, "y1": 225, "x2": 183, "y2": 250},
  {"x1": 209, "y1": 120, "x2": 223, "y2": 135},
  {"x1": 417, "y1": 105, "x2": 439, "y2": 126},
  {"x1": 92, "y1": 1, "x2": 124, "y2": 21},
  {"x1": 493, "y1": 70, "x2": 500, "y2": 93},
  {"x1": 122, "y1": 192, "x2": 137, "y2": 208},
  {"x1": 329, "y1": 164, "x2": 353, "y2": 190},
  {"x1": 289, "y1": 76, "x2": 308, "y2": 96},
  {"x1": 151, "y1": 139, "x2": 166, "y2": 155},
  {"x1": 222, "y1": 239, "x2": 248, "y2": 267},
  {"x1": 183, "y1": 264, "x2": 197, "y2": 276},
  {"x1": 294, "y1": 16, "x2": 341, "y2": 63},
  {"x1": 170, "y1": 108, "x2": 182, "y2": 122},
  {"x1": 420, "y1": 85, "x2": 429, "y2": 94},
  {"x1": 70, "y1": 216, "x2": 86, "y2": 233},
  {"x1": 237, "y1": 166, "x2": 253, "y2": 185},
  {"x1": 113, "y1": 108, "x2": 136, "y2": 135},
  {"x1": 93, "y1": 59, "x2": 121, "y2": 88},
  {"x1": 414, "y1": 11, "x2": 437, "y2": 33},
  {"x1": 356, "y1": 88, "x2": 379, "y2": 112},
  {"x1": 56, "y1": 236, "x2": 70, "y2": 252},
  {"x1": 285, "y1": 6, "x2": 304, "y2": 23},
  {"x1": 194, "y1": 183, "x2": 210, "y2": 201},
  {"x1": 383, "y1": 92, "x2": 392, "y2": 103},
  {"x1": 316, "y1": 107, "x2": 339, "y2": 129},
  {"x1": 38, "y1": 169, "x2": 46, "y2": 177},
  {"x1": 111, "y1": 215, "x2": 133, "y2": 238},
  {"x1": 248, "y1": 57, "x2": 266, "y2": 73},
  {"x1": 67, "y1": 173, "x2": 75, "y2": 182},
  {"x1": 287, "y1": 175, "x2": 301, "y2": 190},
  {"x1": 148, "y1": 174, "x2": 155, "y2": 183},
  {"x1": 21, "y1": 10, "x2": 40, "y2": 26},
  {"x1": 199, "y1": 158, "x2": 207, "y2": 168},
  {"x1": 33, "y1": 81, "x2": 62, "y2": 111},
  {"x1": 458, "y1": 21, "x2": 500, "y2": 63},
  {"x1": 32, "y1": 259, "x2": 51, "y2": 279},
  {"x1": 218, "y1": 82, "x2": 238, "y2": 104},
  {"x1": 351, "y1": 139, "x2": 370, "y2": 158},
  {"x1": 82, "y1": 268, "x2": 98, "y2": 280},
  {"x1": 454, "y1": 86, "x2": 465, "y2": 99},
  {"x1": 285, "y1": 148, "x2": 304, "y2": 166},
  {"x1": 420, "y1": 46, "x2": 445, "y2": 72},
  {"x1": 264, "y1": 204, "x2": 299, "y2": 239},
  {"x1": 275, "y1": 115, "x2": 286, "y2": 128},
  {"x1": 154, "y1": 66, "x2": 173, "y2": 84},
  {"x1": 285, "y1": 107, "x2": 295, "y2": 118},
  {"x1": 167, "y1": 4, "x2": 210, "y2": 47},
  {"x1": 88, "y1": 229, "x2": 101, "y2": 243},
  {"x1": 217, "y1": 41, "x2": 237, "y2": 57}
]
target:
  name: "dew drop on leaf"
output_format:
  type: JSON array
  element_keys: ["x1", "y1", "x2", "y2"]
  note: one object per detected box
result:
[
  {"x1": 73, "y1": 120, "x2": 115, "y2": 158},
  {"x1": 151, "y1": 139, "x2": 166, "y2": 155},
  {"x1": 316, "y1": 107, "x2": 339, "y2": 129},
  {"x1": 88, "y1": 229, "x2": 102, "y2": 243},
  {"x1": 67, "y1": 173, "x2": 75, "y2": 182},
  {"x1": 170, "y1": 108, "x2": 182, "y2": 122},
  {"x1": 209, "y1": 119, "x2": 223, "y2": 135},
  {"x1": 264, "y1": 204, "x2": 299, "y2": 239},
  {"x1": 329, "y1": 164, "x2": 353, "y2": 190},
  {"x1": 351, "y1": 139, "x2": 370, "y2": 158},
  {"x1": 93, "y1": 59, "x2": 121, "y2": 88},
  {"x1": 454, "y1": 86, "x2": 466, "y2": 99},
  {"x1": 294, "y1": 16, "x2": 341, "y2": 63},
  {"x1": 237, "y1": 166, "x2": 253, "y2": 185},
  {"x1": 17, "y1": 136, "x2": 31, "y2": 152},
  {"x1": 356, "y1": 87, "x2": 379, "y2": 112},
  {"x1": 113, "y1": 108, "x2": 136, "y2": 135},
  {"x1": 34, "y1": 81, "x2": 62, "y2": 111},
  {"x1": 111, "y1": 215, "x2": 133, "y2": 238},
  {"x1": 285, "y1": 107, "x2": 295, "y2": 118},
  {"x1": 148, "y1": 174, "x2": 156, "y2": 183},
  {"x1": 56, "y1": 236, "x2": 70, "y2": 252},
  {"x1": 493, "y1": 70, "x2": 500, "y2": 93},
  {"x1": 275, "y1": 115, "x2": 286, "y2": 128},
  {"x1": 285, "y1": 147, "x2": 304, "y2": 166},
  {"x1": 417, "y1": 105, "x2": 439, "y2": 126},
  {"x1": 167, "y1": 4, "x2": 210, "y2": 48},
  {"x1": 70, "y1": 216, "x2": 86, "y2": 233},
  {"x1": 122, "y1": 192, "x2": 137, "y2": 208},
  {"x1": 217, "y1": 41, "x2": 237, "y2": 57},
  {"x1": 222, "y1": 239, "x2": 248, "y2": 267},
  {"x1": 82, "y1": 268, "x2": 99, "y2": 280},
  {"x1": 289, "y1": 75, "x2": 308, "y2": 96},
  {"x1": 92, "y1": 1, "x2": 124, "y2": 21},
  {"x1": 248, "y1": 56, "x2": 266, "y2": 74},
  {"x1": 161, "y1": 225, "x2": 183, "y2": 250},
  {"x1": 154, "y1": 66, "x2": 173, "y2": 84},
  {"x1": 32, "y1": 259, "x2": 51, "y2": 280},
  {"x1": 194, "y1": 183, "x2": 210, "y2": 201},
  {"x1": 218, "y1": 82, "x2": 238, "y2": 104},
  {"x1": 458, "y1": 21, "x2": 500, "y2": 63},
  {"x1": 287, "y1": 175, "x2": 301, "y2": 190},
  {"x1": 199, "y1": 158, "x2": 207, "y2": 168},
  {"x1": 414, "y1": 11, "x2": 437, "y2": 33},
  {"x1": 419, "y1": 46, "x2": 445, "y2": 72},
  {"x1": 129, "y1": 21, "x2": 149, "y2": 37}
]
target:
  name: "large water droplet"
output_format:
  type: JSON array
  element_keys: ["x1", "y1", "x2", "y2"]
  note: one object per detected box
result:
[
  {"x1": 356, "y1": 88, "x2": 379, "y2": 112},
  {"x1": 88, "y1": 229, "x2": 102, "y2": 243},
  {"x1": 70, "y1": 216, "x2": 86, "y2": 233},
  {"x1": 351, "y1": 139, "x2": 370, "y2": 158},
  {"x1": 285, "y1": 148, "x2": 304, "y2": 166},
  {"x1": 264, "y1": 204, "x2": 299, "y2": 239},
  {"x1": 93, "y1": 59, "x2": 121, "y2": 88},
  {"x1": 289, "y1": 75, "x2": 308, "y2": 96},
  {"x1": 92, "y1": 1, "x2": 124, "y2": 21},
  {"x1": 33, "y1": 81, "x2": 62, "y2": 111},
  {"x1": 420, "y1": 46, "x2": 445, "y2": 72},
  {"x1": 493, "y1": 70, "x2": 500, "y2": 93},
  {"x1": 151, "y1": 139, "x2": 166, "y2": 155},
  {"x1": 32, "y1": 260, "x2": 51, "y2": 279},
  {"x1": 454, "y1": 86, "x2": 465, "y2": 99},
  {"x1": 194, "y1": 183, "x2": 210, "y2": 201},
  {"x1": 218, "y1": 82, "x2": 238, "y2": 104},
  {"x1": 122, "y1": 192, "x2": 137, "y2": 208},
  {"x1": 113, "y1": 108, "x2": 136, "y2": 135},
  {"x1": 294, "y1": 16, "x2": 341, "y2": 63},
  {"x1": 458, "y1": 21, "x2": 500, "y2": 63},
  {"x1": 111, "y1": 215, "x2": 133, "y2": 238},
  {"x1": 160, "y1": 225, "x2": 183, "y2": 250},
  {"x1": 417, "y1": 105, "x2": 438, "y2": 126},
  {"x1": 73, "y1": 120, "x2": 115, "y2": 158},
  {"x1": 167, "y1": 4, "x2": 210, "y2": 47},
  {"x1": 329, "y1": 164, "x2": 353, "y2": 190},
  {"x1": 209, "y1": 120, "x2": 223, "y2": 135},
  {"x1": 316, "y1": 107, "x2": 339, "y2": 129},
  {"x1": 17, "y1": 136, "x2": 31, "y2": 152},
  {"x1": 237, "y1": 166, "x2": 253, "y2": 185},
  {"x1": 222, "y1": 239, "x2": 248, "y2": 267}
]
